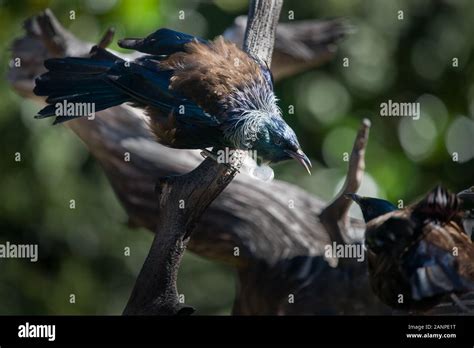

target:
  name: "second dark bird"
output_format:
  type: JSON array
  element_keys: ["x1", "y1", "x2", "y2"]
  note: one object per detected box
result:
[
  {"x1": 347, "y1": 186, "x2": 474, "y2": 312},
  {"x1": 33, "y1": 28, "x2": 311, "y2": 173}
]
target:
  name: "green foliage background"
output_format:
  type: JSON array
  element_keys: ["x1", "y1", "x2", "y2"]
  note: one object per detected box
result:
[{"x1": 0, "y1": 0, "x2": 473, "y2": 314}]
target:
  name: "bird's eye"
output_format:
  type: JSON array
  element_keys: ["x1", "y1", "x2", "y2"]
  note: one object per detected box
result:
[{"x1": 274, "y1": 139, "x2": 282, "y2": 146}]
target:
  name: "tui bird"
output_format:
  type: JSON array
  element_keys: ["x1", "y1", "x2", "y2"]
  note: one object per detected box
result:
[
  {"x1": 347, "y1": 186, "x2": 474, "y2": 312},
  {"x1": 33, "y1": 28, "x2": 311, "y2": 173}
]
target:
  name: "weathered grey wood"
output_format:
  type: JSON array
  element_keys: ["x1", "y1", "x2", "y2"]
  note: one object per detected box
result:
[
  {"x1": 243, "y1": 0, "x2": 283, "y2": 65},
  {"x1": 123, "y1": 0, "x2": 284, "y2": 314},
  {"x1": 123, "y1": 159, "x2": 239, "y2": 314},
  {"x1": 225, "y1": 16, "x2": 350, "y2": 79},
  {"x1": 124, "y1": 0, "x2": 283, "y2": 315},
  {"x1": 9, "y1": 9, "x2": 393, "y2": 315},
  {"x1": 319, "y1": 119, "x2": 370, "y2": 248}
]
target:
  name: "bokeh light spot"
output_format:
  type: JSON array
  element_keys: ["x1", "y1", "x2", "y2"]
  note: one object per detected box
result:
[
  {"x1": 445, "y1": 116, "x2": 474, "y2": 163},
  {"x1": 398, "y1": 113, "x2": 437, "y2": 161}
]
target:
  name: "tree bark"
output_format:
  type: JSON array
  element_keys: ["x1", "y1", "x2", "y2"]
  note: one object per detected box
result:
[
  {"x1": 8, "y1": 7, "x2": 394, "y2": 315},
  {"x1": 226, "y1": 16, "x2": 349, "y2": 79},
  {"x1": 243, "y1": 0, "x2": 282, "y2": 65},
  {"x1": 123, "y1": 0, "x2": 285, "y2": 314},
  {"x1": 123, "y1": 159, "x2": 240, "y2": 315}
]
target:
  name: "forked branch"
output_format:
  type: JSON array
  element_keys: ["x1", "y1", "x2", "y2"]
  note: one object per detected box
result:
[
  {"x1": 123, "y1": 0, "x2": 284, "y2": 315},
  {"x1": 9, "y1": 7, "x2": 389, "y2": 315}
]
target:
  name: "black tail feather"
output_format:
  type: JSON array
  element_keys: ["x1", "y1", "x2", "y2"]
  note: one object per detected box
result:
[{"x1": 33, "y1": 46, "x2": 130, "y2": 122}]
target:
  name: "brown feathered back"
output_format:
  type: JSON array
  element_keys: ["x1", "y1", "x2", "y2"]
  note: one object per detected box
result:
[
  {"x1": 160, "y1": 36, "x2": 265, "y2": 117},
  {"x1": 422, "y1": 221, "x2": 474, "y2": 280}
]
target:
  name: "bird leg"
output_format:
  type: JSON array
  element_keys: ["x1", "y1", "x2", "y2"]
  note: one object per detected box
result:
[{"x1": 200, "y1": 148, "x2": 244, "y2": 173}]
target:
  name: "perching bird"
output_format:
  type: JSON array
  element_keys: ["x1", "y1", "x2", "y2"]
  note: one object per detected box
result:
[
  {"x1": 347, "y1": 186, "x2": 474, "y2": 312},
  {"x1": 33, "y1": 28, "x2": 311, "y2": 173}
]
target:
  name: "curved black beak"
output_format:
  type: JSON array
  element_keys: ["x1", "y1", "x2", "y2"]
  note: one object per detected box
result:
[
  {"x1": 345, "y1": 193, "x2": 362, "y2": 204},
  {"x1": 285, "y1": 149, "x2": 312, "y2": 175}
]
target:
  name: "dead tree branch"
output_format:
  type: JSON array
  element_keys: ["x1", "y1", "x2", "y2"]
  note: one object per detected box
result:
[
  {"x1": 319, "y1": 119, "x2": 370, "y2": 248},
  {"x1": 243, "y1": 0, "x2": 282, "y2": 65},
  {"x1": 123, "y1": 159, "x2": 240, "y2": 315},
  {"x1": 8, "y1": 9, "x2": 394, "y2": 315},
  {"x1": 225, "y1": 16, "x2": 350, "y2": 79},
  {"x1": 124, "y1": 0, "x2": 283, "y2": 315}
]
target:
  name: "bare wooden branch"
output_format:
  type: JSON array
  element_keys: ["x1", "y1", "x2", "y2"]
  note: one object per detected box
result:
[
  {"x1": 123, "y1": 0, "x2": 284, "y2": 314},
  {"x1": 8, "y1": 9, "x2": 395, "y2": 315},
  {"x1": 319, "y1": 118, "x2": 371, "y2": 247},
  {"x1": 123, "y1": 159, "x2": 239, "y2": 315},
  {"x1": 243, "y1": 0, "x2": 283, "y2": 65},
  {"x1": 10, "y1": 8, "x2": 344, "y2": 267},
  {"x1": 9, "y1": 8, "x2": 350, "y2": 93},
  {"x1": 225, "y1": 16, "x2": 351, "y2": 79}
]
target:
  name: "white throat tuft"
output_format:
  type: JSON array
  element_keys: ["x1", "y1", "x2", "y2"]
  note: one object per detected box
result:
[{"x1": 223, "y1": 82, "x2": 281, "y2": 148}]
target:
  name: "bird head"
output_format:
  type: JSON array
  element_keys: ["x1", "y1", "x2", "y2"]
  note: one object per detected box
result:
[
  {"x1": 346, "y1": 193, "x2": 397, "y2": 223},
  {"x1": 254, "y1": 117, "x2": 311, "y2": 174},
  {"x1": 223, "y1": 73, "x2": 310, "y2": 173}
]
